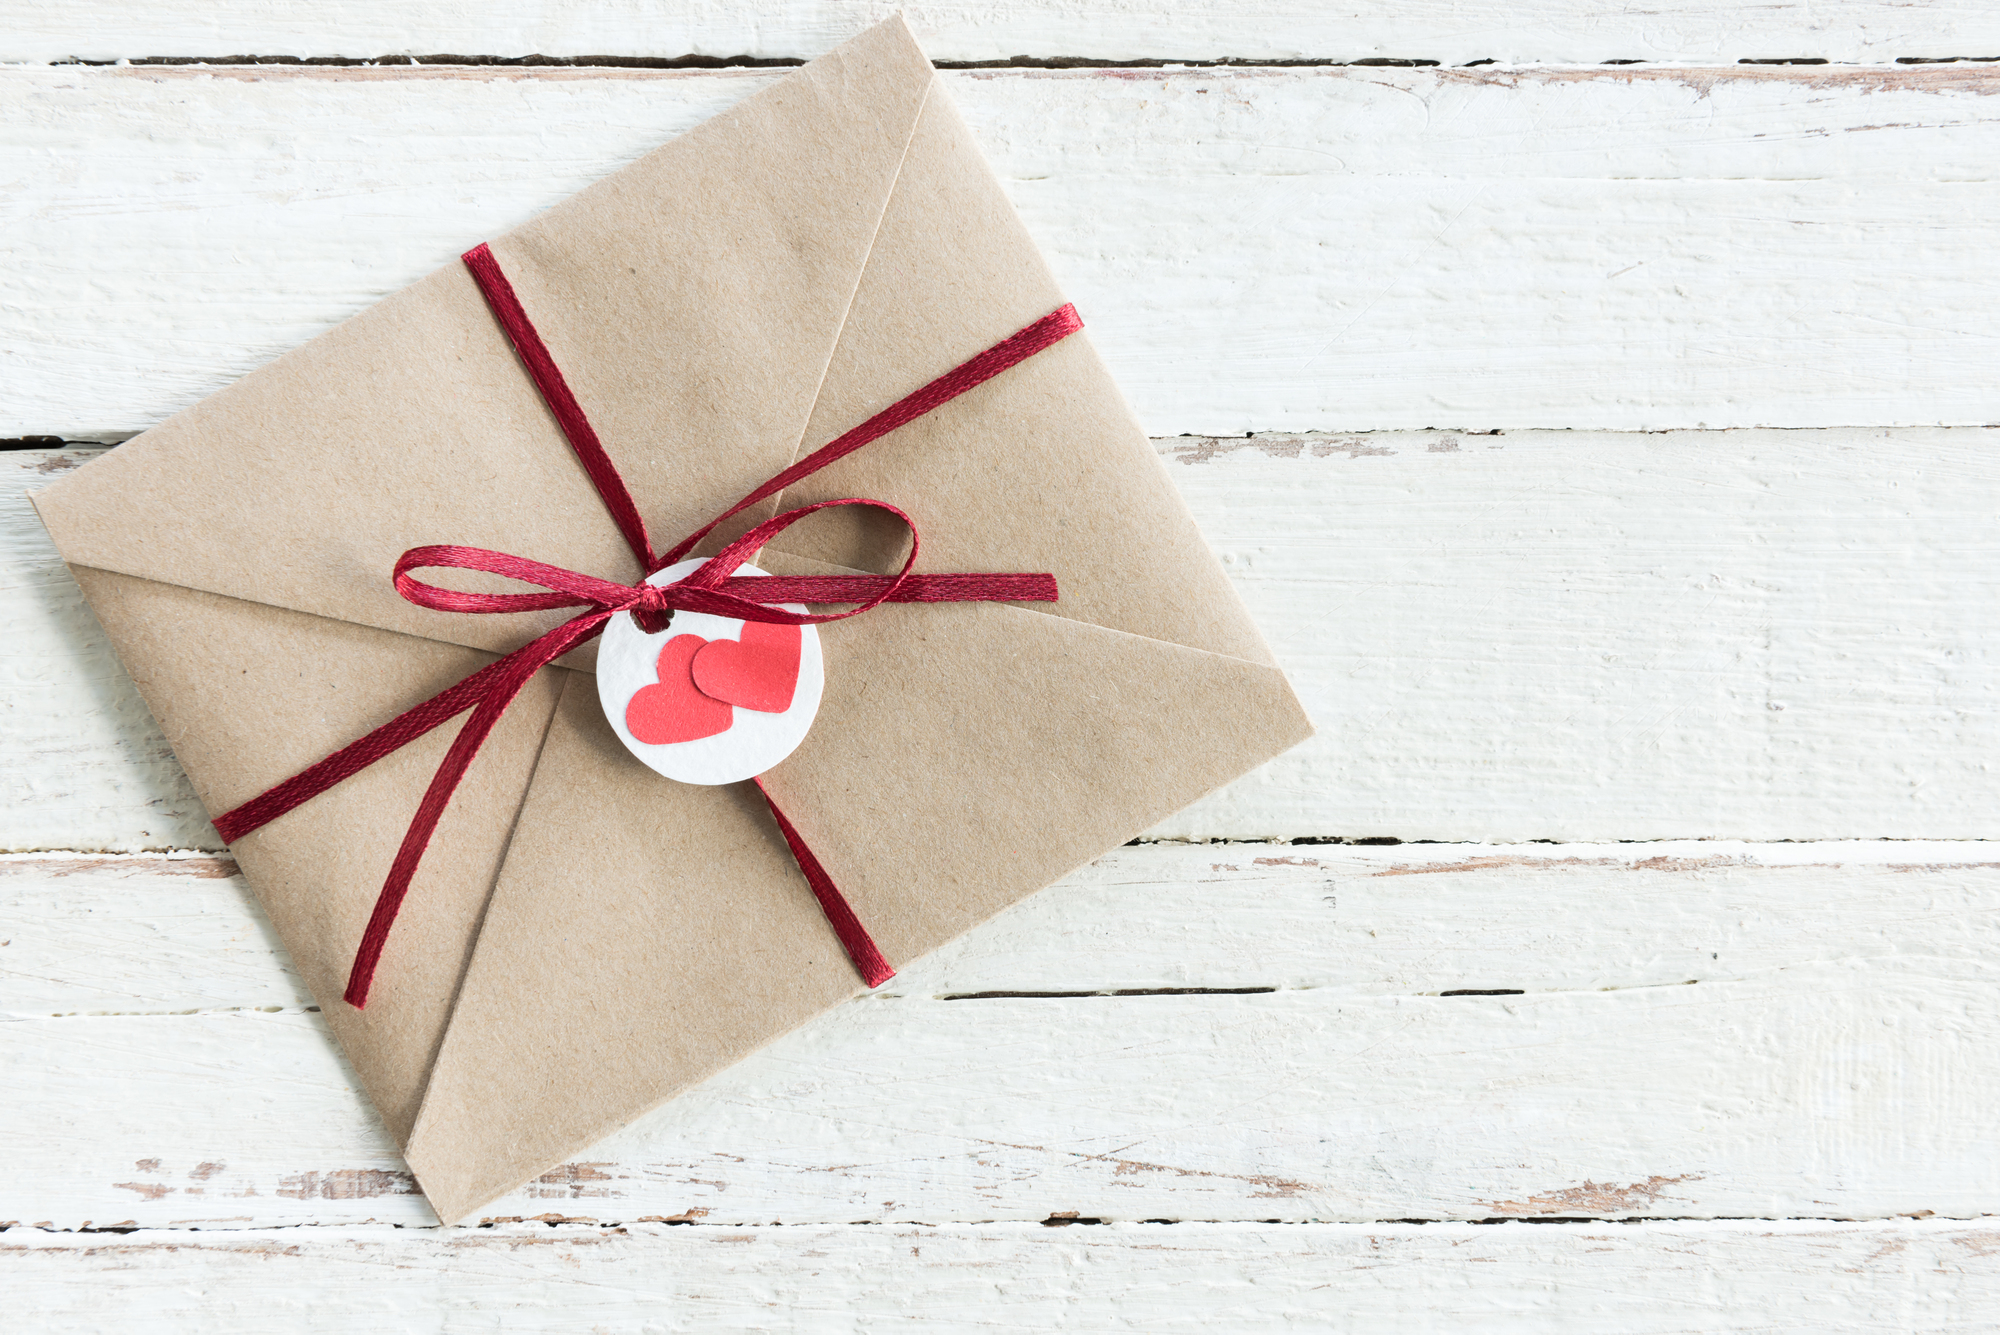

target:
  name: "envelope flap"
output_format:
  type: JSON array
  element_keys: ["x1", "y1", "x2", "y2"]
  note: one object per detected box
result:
[
  {"x1": 767, "y1": 70, "x2": 1279, "y2": 668},
  {"x1": 32, "y1": 18, "x2": 938, "y2": 662},
  {"x1": 404, "y1": 578, "x2": 1310, "y2": 1222}
]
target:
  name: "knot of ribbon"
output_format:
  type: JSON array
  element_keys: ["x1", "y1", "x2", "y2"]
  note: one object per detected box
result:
[{"x1": 212, "y1": 243, "x2": 1080, "y2": 1011}]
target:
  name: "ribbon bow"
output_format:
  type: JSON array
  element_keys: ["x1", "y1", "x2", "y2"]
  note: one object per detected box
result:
[
  {"x1": 213, "y1": 242, "x2": 1081, "y2": 1008},
  {"x1": 393, "y1": 499, "x2": 1055, "y2": 632}
]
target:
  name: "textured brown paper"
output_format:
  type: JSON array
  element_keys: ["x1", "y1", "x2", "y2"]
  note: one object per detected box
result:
[{"x1": 32, "y1": 16, "x2": 1312, "y2": 1224}]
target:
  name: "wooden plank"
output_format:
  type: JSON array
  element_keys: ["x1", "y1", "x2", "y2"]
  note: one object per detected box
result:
[
  {"x1": 13, "y1": 842, "x2": 2000, "y2": 1008},
  {"x1": 11, "y1": 1220, "x2": 2000, "y2": 1333},
  {"x1": 10, "y1": 1, "x2": 2000, "y2": 66},
  {"x1": 7, "y1": 65, "x2": 2000, "y2": 437},
  {"x1": 7, "y1": 845, "x2": 1999, "y2": 1229},
  {"x1": 10, "y1": 431, "x2": 2000, "y2": 847},
  {"x1": 1158, "y1": 424, "x2": 2000, "y2": 841},
  {"x1": 0, "y1": 854, "x2": 299, "y2": 1016}
]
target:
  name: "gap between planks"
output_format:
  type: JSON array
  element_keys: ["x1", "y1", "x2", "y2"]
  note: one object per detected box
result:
[
  {"x1": 30, "y1": 55, "x2": 2000, "y2": 69},
  {"x1": 11, "y1": 0, "x2": 2000, "y2": 66}
]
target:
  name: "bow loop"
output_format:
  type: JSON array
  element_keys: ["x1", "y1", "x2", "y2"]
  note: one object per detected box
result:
[
  {"x1": 394, "y1": 544, "x2": 633, "y2": 616},
  {"x1": 394, "y1": 498, "x2": 929, "y2": 633}
]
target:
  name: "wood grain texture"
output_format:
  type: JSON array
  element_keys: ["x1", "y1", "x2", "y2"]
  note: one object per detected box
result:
[
  {"x1": 12, "y1": 1219, "x2": 2000, "y2": 1334},
  {"x1": 7, "y1": 64, "x2": 2000, "y2": 437},
  {"x1": 7, "y1": 844, "x2": 1998, "y2": 1230},
  {"x1": 10, "y1": 431, "x2": 1999, "y2": 847},
  {"x1": 10, "y1": 1, "x2": 2000, "y2": 65}
]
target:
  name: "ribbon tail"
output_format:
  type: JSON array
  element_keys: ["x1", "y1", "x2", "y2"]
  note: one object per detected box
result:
[
  {"x1": 345, "y1": 613, "x2": 608, "y2": 1009},
  {"x1": 752, "y1": 775, "x2": 895, "y2": 989},
  {"x1": 723, "y1": 573, "x2": 1058, "y2": 607}
]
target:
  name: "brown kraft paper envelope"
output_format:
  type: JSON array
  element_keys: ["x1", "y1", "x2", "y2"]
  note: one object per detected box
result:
[{"x1": 31, "y1": 16, "x2": 1313, "y2": 1223}]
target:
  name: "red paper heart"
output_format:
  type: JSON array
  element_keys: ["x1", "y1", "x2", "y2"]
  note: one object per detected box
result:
[
  {"x1": 625, "y1": 634, "x2": 733, "y2": 744},
  {"x1": 691, "y1": 620, "x2": 802, "y2": 714}
]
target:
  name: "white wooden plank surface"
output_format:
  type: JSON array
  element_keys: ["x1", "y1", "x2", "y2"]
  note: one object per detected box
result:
[
  {"x1": 9, "y1": 11, "x2": 1999, "y2": 1322},
  {"x1": 7, "y1": 65, "x2": 2000, "y2": 438},
  {"x1": 11, "y1": 1, "x2": 2000, "y2": 66},
  {"x1": 10, "y1": 431, "x2": 1999, "y2": 847},
  {"x1": 14, "y1": 841, "x2": 2000, "y2": 1010},
  {"x1": 13, "y1": 1219, "x2": 2000, "y2": 1334},
  {"x1": 8, "y1": 843, "x2": 1998, "y2": 1230}
]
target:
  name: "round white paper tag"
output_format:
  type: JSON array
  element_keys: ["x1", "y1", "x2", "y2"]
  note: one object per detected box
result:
[{"x1": 596, "y1": 558, "x2": 824, "y2": 785}]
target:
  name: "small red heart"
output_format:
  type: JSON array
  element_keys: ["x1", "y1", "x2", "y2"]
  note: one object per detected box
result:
[
  {"x1": 691, "y1": 620, "x2": 802, "y2": 714},
  {"x1": 625, "y1": 634, "x2": 734, "y2": 744}
]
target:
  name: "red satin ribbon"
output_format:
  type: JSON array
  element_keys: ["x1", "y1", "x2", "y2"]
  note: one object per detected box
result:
[{"x1": 213, "y1": 244, "x2": 1080, "y2": 1009}]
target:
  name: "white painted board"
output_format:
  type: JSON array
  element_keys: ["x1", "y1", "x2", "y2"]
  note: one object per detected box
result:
[
  {"x1": 9, "y1": 431, "x2": 1999, "y2": 848},
  {"x1": 6, "y1": 65, "x2": 2000, "y2": 437},
  {"x1": 13, "y1": 841, "x2": 2000, "y2": 1010},
  {"x1": 7, "y1": 844, "x2": 1999, "y2": 1230},
  {"x1": 12, "y1": 1219, "x2": 2000, "y2": 1335}
]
